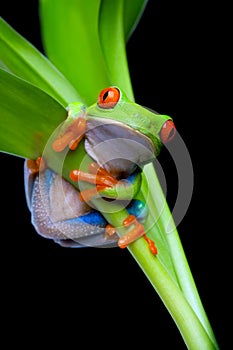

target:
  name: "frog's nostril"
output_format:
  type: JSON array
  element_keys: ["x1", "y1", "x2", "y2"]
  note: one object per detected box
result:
[{"x1": 160, "y1": 120, "x2": 176, "y2": 144}]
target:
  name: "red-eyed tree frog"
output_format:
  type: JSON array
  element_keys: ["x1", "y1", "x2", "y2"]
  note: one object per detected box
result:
[{"x1": 24, "y1": 87, "x2": 175, "y2": 252}]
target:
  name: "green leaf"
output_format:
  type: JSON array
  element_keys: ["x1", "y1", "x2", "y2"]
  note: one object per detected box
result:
[
  {"x1": 98, "y1": 0, "x2": 134, "y2": 100},
  {"x1": 98, "y1": 0, "x2": 148, "y2": 100},
  {"x1": 39, "y1": 0, "x2": 111, "y2": 105},
  {"x1": 123, "y1": 0, "x2": 148, "y2": 40},
  {"x1": 0, "y1": 68, "x2": 66, "y2": 158},
  {"x1": 0, "y1": 67, "x2": 92, "y2": 184},
  {"x1": 0, "y1": 17, "x2": 81, "y2": 107},
  {"x1": 38, "y1": 0, "x2": 148, "y2": 103}
]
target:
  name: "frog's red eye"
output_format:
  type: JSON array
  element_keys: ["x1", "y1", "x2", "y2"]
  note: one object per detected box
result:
[
  {"x1": 98, "y1": 87, "x2": 120, "y2": 109},
  {"x1": 160, "y1": 120, "x2": 176, "y2": 143}
]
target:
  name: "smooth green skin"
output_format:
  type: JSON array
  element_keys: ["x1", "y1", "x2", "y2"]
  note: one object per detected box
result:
[{"x1": 61, "y1": 87, "x2": 172, "y2": 200}]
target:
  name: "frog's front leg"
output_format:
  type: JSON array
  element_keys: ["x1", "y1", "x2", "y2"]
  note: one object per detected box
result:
[
  {"x1": 52, "y1": 102, "x2": 86, "y2": 152},
  {"x1": 70, "y1": 162, "x2": 141, "y2": 202}
]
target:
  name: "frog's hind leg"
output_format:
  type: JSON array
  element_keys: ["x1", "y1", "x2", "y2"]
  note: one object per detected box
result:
[
  {"x1": 25, "y1": 165, "x2": 119, "y2": 248},
  {"x1": 105, "y1": 199, "x2": 158, "y2": 254},
  {"x1": 118, "y1": 214, "x2": 158, "y2": 255}
]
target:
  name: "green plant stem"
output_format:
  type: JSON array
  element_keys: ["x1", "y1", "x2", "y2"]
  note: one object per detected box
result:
[
  {"x1": 99, "y1": 0, "x2": 134, "y2": 100},
  {"x1": 128, "y1": 240, "x2": 216, "y2": 350},
  {"x1": 86, "y1": 195, "x2": 214, "y2": 349},
  {"x1": 141, "y1": 163, "x2": 218, "y2": 348},
  {"x1": 92, "y1": 199, "x2": 216, "y2": 349}
]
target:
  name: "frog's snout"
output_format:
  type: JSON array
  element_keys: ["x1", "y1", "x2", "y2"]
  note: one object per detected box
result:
[{"x1": 160, "y1": 120, "x2": 176, "y2": 144}]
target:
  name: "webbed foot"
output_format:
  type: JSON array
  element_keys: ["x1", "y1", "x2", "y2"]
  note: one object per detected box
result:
[
  {"x1": 52, "y1": 117, "x2": 86, "y2": 152},
  {"x1": 106, "y1": 215, "x2": 158, "y2": 255}
]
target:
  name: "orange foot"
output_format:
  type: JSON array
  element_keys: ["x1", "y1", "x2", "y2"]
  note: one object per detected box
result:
[
  {"x1": 106, "y1": 215, "x2": 158, "y2": 255},
  {"x1": 52, "y1": 117, "x2": 86, "y2": 152},
  {"x1": 70, "y1": 162, "x2": 118, "y2": 202},
  {"x1": 26, "y1": 156, "x2": 46, "y2": 175}
]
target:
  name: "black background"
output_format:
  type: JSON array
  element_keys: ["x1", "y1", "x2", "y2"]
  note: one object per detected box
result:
[{"x1": 0, "y1": 1, "x2": 227, "y2": 349}]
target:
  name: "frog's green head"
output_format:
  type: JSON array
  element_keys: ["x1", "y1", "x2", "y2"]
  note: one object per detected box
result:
[
  {"x1": 87, "y1": 87, "x2": 176, "y2": 153},
  {"x1": 85, "y1": 86, "x2": 175, "y2": 178}
]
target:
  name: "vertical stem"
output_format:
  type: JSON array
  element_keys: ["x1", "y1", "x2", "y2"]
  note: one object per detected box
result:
[
  {"x1": 128, "y1": 240, "x2": 217, "y2": 350},
  {"x1": 141, "y1": 163, "x2": 219, "y2": 347}
]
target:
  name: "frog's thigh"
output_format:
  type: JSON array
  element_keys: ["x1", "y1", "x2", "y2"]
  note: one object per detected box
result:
[{"x1": 29, "y1": 169, "x2": 118, "y2": 247}]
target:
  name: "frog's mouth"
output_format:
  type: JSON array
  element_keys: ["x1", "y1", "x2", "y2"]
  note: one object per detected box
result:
[{"x1": 85, "y1": 118, "x2": 156, "y2": 178}]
